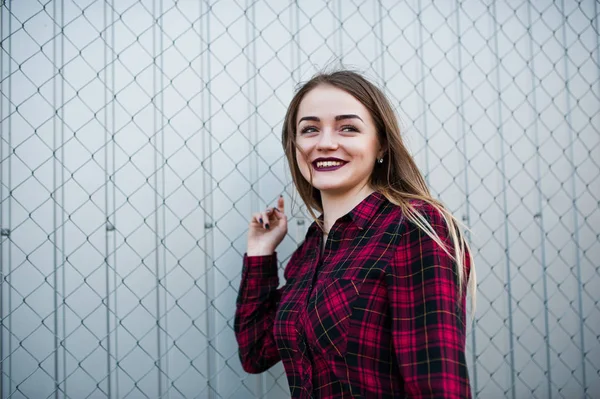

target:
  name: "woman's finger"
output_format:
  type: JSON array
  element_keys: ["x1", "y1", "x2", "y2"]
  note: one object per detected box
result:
[
  {"x1": 260, "y1": 210, "x2": 270, "y2": 229},
  {"x1": 271, "y1": 207, "x2": 283, "y2": 221},
  {"x1": 270, "y1": 195, "x2": 285, "y2": 221},
  {"x1": 251, "y1": 212, "x2": 263, "y2": 226}
]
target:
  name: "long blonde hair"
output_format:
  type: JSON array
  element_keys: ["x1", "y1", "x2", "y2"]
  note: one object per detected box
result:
[{"x1": 281, "y1": 70, "x2": 476, "y2": 313}]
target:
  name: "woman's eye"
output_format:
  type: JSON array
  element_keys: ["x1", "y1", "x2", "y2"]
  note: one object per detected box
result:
[
  {"x1": 340, "y1": 125, "x2": 359, "y2": 132},
  {"x1": 300, "y1": 126, "x2": 318, "y2": 134}
]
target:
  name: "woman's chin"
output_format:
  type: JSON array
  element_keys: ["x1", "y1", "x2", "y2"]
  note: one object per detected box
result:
[{"x1": 312, "y1": 183, "x2": 351, "y2": 195}]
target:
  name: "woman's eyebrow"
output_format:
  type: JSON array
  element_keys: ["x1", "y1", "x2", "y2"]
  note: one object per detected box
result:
[
  {"x1": 297, "y1": 114, "x2": 364, "y2": 126},
  {"x1": 297, "y1": 116, "x2": 319, "y2": 125},
  {"x1": 335, "y1": 114, "x2": 364, "y2": 123}
]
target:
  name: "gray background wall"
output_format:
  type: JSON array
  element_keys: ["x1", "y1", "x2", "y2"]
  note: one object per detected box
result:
[{"x1": 1, "y1": 0, "x2": 599, "y2": 398}]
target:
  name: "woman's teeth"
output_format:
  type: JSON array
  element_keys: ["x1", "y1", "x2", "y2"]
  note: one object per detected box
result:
[{"x1": 316, "y1": 161, "x2": 344, "y2": 168}]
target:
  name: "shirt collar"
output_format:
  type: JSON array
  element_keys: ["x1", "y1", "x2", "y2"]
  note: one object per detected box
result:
[{"x1": 307, "y1": 191, "x2": 387, "y2": 235}]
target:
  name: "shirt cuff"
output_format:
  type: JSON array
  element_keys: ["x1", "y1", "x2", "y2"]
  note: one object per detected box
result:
[
  {"x1": 238, "y1": 253, "x2": 279, "y2": 304},
  {"x1": 243, "y1": 252, "x2": 278, "y2": 278}
]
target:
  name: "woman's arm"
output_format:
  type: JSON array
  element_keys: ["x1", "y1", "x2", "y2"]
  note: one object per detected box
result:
[
  {"x1": 387, "y1": 203, "x2": 472, "y2": 398},
  {"x1": 234, "y1": 244, "x2": 303, "y2": 374},
  {"x1": 234, "y1": 253, "x2": 283, "y2": 373}
]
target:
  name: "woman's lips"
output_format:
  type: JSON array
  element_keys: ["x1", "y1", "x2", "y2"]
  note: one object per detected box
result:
[{"x1": 312, "y1": 160, "x2": 347, "y2": 172}]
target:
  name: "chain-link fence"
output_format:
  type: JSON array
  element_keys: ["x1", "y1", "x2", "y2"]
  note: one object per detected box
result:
[{"x1": 1, "y1": 0, "x2": 598, "y2": 398}]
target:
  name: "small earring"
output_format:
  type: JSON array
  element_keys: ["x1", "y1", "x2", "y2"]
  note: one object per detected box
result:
[{"x1": 377, "y1": 158, "x2": 384, "y2": 164}]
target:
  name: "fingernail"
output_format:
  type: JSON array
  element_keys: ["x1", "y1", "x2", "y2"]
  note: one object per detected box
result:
[
  {"x1": 279, "y1": 194, "x2": 283, "y2": 198},
  {"x1": 273, "y1": 207, "x2": 280, "y2": 213},
  {"x1": 265, "y1": 223, "x2": 270, "y2": 229},
  {"x1": 259, "y1": 218, "x2": 263, "y2": 223}
]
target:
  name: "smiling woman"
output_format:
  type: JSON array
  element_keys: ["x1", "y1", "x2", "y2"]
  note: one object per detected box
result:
[
  {"x1": 235, "y1": 70, "x2": 476, "y2": 398},
  {"x1": 294, "y1": 85, "x2": 381, "y2": 200}
]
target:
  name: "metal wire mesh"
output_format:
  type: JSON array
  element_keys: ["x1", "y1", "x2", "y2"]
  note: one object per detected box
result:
[{"x1": 1, "y1": 0, "x2": 599, "y2": 398}]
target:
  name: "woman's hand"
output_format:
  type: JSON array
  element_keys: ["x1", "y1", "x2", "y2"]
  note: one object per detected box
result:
[{"x1": 247, "y1": 195, "x2": 288, "y2": 256}]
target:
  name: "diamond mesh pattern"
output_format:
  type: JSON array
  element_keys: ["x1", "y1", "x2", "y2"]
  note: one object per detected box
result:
[{"x1": 1, "y1": 1, "x2": 599, "y2": 398}]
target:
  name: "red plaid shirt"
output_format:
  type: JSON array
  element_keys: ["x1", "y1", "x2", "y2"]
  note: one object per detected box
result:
[{"x1": 235, "y1": 192, "x2": 472, "y2": 398}]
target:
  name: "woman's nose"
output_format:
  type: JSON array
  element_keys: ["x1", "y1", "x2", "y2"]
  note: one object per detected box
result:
[{"x1": 316, "y1": 129, "x2": 338, "y2": 150}]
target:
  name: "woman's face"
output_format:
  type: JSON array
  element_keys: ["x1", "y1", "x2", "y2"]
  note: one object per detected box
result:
[{"x1": 295, "y1": 84, "x2": 381, "y2": 196}]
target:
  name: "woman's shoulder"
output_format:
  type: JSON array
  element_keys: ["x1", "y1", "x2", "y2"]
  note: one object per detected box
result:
[
  {"x1": 407, "y1": 198, "x2": 440, "y2": 212},
  {"x1": 384, "y1": 197, "x2": 452, "y2": 237},
  {"x1": 382, "y1": 197, "x2": 445, "y2": 222}
]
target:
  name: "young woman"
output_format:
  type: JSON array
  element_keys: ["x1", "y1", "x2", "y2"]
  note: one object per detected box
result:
[{"x1": 235, "y1": 70, "x2": 476, "y2": 398}]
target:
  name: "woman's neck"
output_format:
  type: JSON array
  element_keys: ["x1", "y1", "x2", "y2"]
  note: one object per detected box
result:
[{"x1": 321, "y1": 184, "x2": 375, "y2": 233}]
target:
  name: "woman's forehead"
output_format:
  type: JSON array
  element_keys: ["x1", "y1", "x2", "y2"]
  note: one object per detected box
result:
[{"x1": 297, "y1": 85, "x2": 369, "y2": 122}]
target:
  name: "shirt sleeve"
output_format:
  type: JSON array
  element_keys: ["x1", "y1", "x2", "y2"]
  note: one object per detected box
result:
[
  {"x1": 234, "y1": 252, "x2": 282, "y2": 373},
  {"x1": 386, "y1": 204, "x2": 472, "y2": 398}
]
